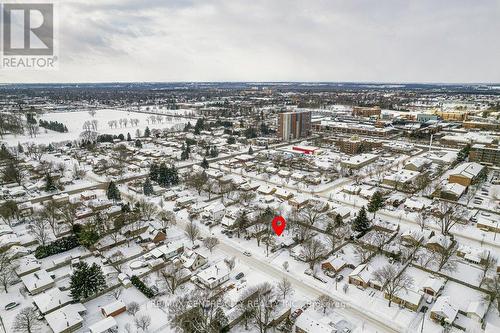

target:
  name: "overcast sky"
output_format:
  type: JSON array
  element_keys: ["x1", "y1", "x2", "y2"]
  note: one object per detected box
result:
[{"x1": 1, "y1": 0, "x2": 499, "y2": 83}]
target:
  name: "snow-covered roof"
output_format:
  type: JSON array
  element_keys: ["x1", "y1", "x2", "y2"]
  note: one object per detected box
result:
[
  {"x1": 20, "y1": 269, "x2": 54, "y2": 294},
  {"x1": 466, "y1": 300, "x2": 487, "y2": 319},
  {"x1": 32, "y1": 287, "x2": 72, "y2": 314},
  {"x1": 45, "y1": 304, "x2": 84, "y2": 333},
  {"x1": 431, "y1": 296, "x2": 458, "y2": 323},
  {"x1": 295, "y1": 313, "x2": 335, "y2": 333},
  {"x1": 101, "y1": 300, "x2": 125, "y2": 316},
  {"x1": 449, "y1": 162, "x2": 484, "y2": 179},
  {"x1": 89, "y1": 317, "x2": 118, "y2": 333}
]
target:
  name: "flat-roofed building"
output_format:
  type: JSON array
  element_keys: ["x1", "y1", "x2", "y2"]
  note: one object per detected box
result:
[{"x1": 469, "y1": 144, "x2": 500, "y2": 166}]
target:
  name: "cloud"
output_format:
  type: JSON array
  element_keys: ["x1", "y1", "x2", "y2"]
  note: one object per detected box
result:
[{"x1": 2, "y1": 0, "x2": 499, "y2": 83}]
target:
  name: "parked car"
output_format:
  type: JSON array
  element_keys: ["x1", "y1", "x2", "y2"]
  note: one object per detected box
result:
[
  {"x1": 304, "y1": 269, "x2": 313, "y2": 276},
  {"x1": 5, "y1": 302, "x2": 19, "y2": 310},
  {"x1": 235, "y1": 272, "x2": 245, "y2": 280},
  {"x1": 314, "y1": 275, "x2": 328, "y2": 283},
  {"x1": 243, "y1": 251, "x2": 252, "y2": 257},
  {"x1": 336, "y1": 275, "x2": 344, "y2": 282}
]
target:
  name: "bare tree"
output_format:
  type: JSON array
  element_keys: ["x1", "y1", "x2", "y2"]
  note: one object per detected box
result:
[
  {"x1": 134, "y1": 314, "x2": 152, "y2": 332},
  {"x1": 204, "y1": 237, "x2": 219, "y2": 253},
  {"x1": 316, "y1": 295, "x2": 335, "y2": 314},
  {"x1": 138, "y1": 199, "x2": 158, "y2": 221},
  {"x1": 301, "y1": 239, "x2": 327, "y2": 270},
  {"x1": 276, "y1": 276, "x2": 293, "y2": 300},
  {"x1": 0, "y1": 253, "x2": 17, "y2": 293},
  {"x1": 372, "y1": 265, "x2": 414, "y2": 307},
  {"x1": 250, "y1": 282, "x2": 276, "y2": 333},
  {"x1": 185, "y1": 172, "x2": 208, "y2": 195},
  {"x1": 299, "y1": 205, "x2": 326, "y2": 226},
  {"x1": 479, "y1": 255, "x2": 497, "y2": 286},
  {"x1": 224, "y1": 256, "x2": 236, "y2": 271},
  {"x1": 13, "y1": 307, "x2": 40, "y2": 333},
  {"x1": 30, "y1": 218, "x2": 50, "y2": 246},
  {"x1": 434, "y1": 201, "x2": 467, "y2": 235},
  {"x1": 484, "y1": 275, "x2": 500, "y2": 311},
  {"x1": 158, "y1": 210, "x2": 176, "y2": 231},
  {"x1": 109, "y1": 287, "x2": 123, "y2": 300},
  {"x1": 432, "y1": 245, "x2": 457, "y2": 272},
  {"x1": 185, "y1": 221, "x2": 200, "y2": 245},
  {"x1": 415, "y1": 211, "x2": 426, "y2": 231},
  {"x1": 127, "y1": 301, "x2": 140, "y2": 316},
  {"x1": 162, "y1": 264, "x2": 184, "y2": 294}
]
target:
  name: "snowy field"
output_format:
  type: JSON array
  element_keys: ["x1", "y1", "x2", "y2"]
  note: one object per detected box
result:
[{"x1": 2, "y1": 109, "x2": 192, "y2": 145}]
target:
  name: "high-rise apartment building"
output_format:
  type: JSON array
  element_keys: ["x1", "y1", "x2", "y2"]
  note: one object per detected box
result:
[{"x1": 277, "y1": 111, "x2": 311, "y2": 140}]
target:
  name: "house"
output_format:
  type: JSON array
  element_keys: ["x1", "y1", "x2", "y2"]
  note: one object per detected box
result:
[
  {"x1": 274, "y1": 188, "x2": 293, "y2": 200},
  {"x1": 422, "y1": 276, "x2": 446, "y2": 297},
  {"x1": 401, "y1": 229, "x2": 429, "y2": 246},
  {"x1": 404, "y1": 157, "x2": 430, "y2": 172},
  {"x1": 32, "y1": 287, "x2": 72, "y2": 314},
  {"x1": 440, "y1": 183, "x2": 467, "y2": 201},
  {"x1": 348, "y1": 264, "x2": 381, "y2": 289},
  {"x1": 196, "y1": 262, "x2": 230, "y2": 289},
  {"x1": 385, "y1": 288, "x2": 423, "y2": 312},
  {"x1": 206, "y1": 203, "x2": 225, "y2": 221},
  {"x1": 456, "y1": 245, "x2": 489, "y2": 265},
  {"x1": 101, "y1": 300, "x2": 126, "y2": 317},
  {"x1": 295, "y1": 313, "x2": 336, "y2": 333},
  {"x1": 466, "y1": 300, "x2": 487, "y2": 323},
  {"x1": 321, "y1": 257, "x2": 347, "y2": 273},
  {"x1": 258, "y1": 185, "x2": 276, "y2": 195},
  {"x1": 289, "y1": 195, "x2": 309, "y2": 210},
  {"x1": 15, "y1": 255, "x2": 42, "y2": 276},
  {"x1": 44, "y1": 304, "x2": 85, "y2": 333},
  {"x1": 80, "y1": 190, "x2": 98, "y2": 201},
  {"x1": 426, "y1": 235, "x2": 453, "y2": 253},
  {"x1": 448, "y1": 162, "x2": 485, "y2": 187},
  {"x1": 383, "y1": 169, "x2": 421, "y2": 190},
  {"x1": 21, "y1": 269, "x2": 55, "y2": 295},
  {"x1": 340, "y1": 153, "x2": 379, "y2": 169},
  {"x1": 89, "y1": 317, "x2": 118, "y2": 333},
  {"x1": 176, "y1": 196, "x2": 197, "y2": 208},
  {"x1": 145, "y1": 241, "x2": 184, "y2": 260},
  {"x1": 430, "y1": 296, "x2": 458, "y2": 324},
  {"x1": 139, "y1": 226, "x2": 166, "y2": 244},
  {"x1": 181, "y1": 249, "x2": 208, "y2": 270}
]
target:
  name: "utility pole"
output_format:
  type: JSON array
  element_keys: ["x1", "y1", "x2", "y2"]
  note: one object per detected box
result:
[{"x1": 428, "y1": 134, "x2": 433, "y2": 152}]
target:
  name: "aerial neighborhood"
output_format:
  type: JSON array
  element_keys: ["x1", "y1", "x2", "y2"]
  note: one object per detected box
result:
[{"x1": 0, "y1": 84, "x2": 499, "y2": 333}]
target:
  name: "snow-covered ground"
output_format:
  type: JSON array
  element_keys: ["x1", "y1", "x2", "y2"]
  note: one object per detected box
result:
[{"x1": 2, "y1": 109, "x2": 192, "y2": 145}]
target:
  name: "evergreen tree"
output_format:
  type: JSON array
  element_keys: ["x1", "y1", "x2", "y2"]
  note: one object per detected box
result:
[
  {"x1": 335, "y1": 214, "x2": 343, "y2": 227},
  {"x1": 181, "y1": 146, "x2": 189, "y2": 160},
  {"x1": 144, "y1": 126, "x2": 151, "y2": 137},
  {"x1": 201, "y1": 157, "x2": 209, "y2": 169},
  {"x1": 17, "y1": 142, "x2": 24, "y2": 154},
  {"x1": 183, "y1": 122, "x2": 192, "y2": 132},
  {"x1": 367, "y1": 191, "x2": 384, "y2": 218},
  {"x1": 210, "y1": 146, "x2": 218, "y2": 158},
  {"x1": 205, "y1": 146, "x2": 210, "y2": 156},
  {"x1": 70, "y1": 262, "x2": 106, "y2": 300},
  {"x1": 149, "y1": 163, "x2": 159, "y2": 182},
  {"x1": 106, "y1": 181, "x2": 121, "y2": 201},
  {"x1": 47, "y1": 144, "x2": 54, "y2": 152},
  {"x1": 78, "y1": 224, "x2": 99, "y2": 247},
  {"x1": 127, "y1": 132, "x2": 132, "y2": 141},
  {"x1": 143, "y1": 177, "x2": 154, "y2": 196},
  {"x1": 117, "y1": 133, "x2": 125, "y2": 141},
  {"x1": 248, "y1": 146, "x2": 254, "y2": 155},
  {"x1": 227, "y1": 136, "x2": 236, "y2": 144},
  {"x1": 44, "y1": 174, "x2": 57, "y2": 192},
  {"x1": 135, "y1": 139, "x2": 142, "y2": 148},
  {"x1": 353, "y1": 206, "x2": 370, "y2": 232}
]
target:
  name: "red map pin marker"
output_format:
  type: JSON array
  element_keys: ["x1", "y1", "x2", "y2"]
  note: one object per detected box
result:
[{"x1": 272, "y1": 216, "x2": 286, "y2": 236}]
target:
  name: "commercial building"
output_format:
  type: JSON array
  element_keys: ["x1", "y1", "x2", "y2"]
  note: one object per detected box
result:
[
  {"x1": 352, "y1": 106, "x2": 381, "y2": 118},
  {"x1": 448, "y1": 162, "x2": 485, "y2": 187},
  {"x1": 277, "y1": 110, "x2": 311, "y2": 140},
  {"x1": 469, "y1": 144, "x2": 500, "y2": 166},
  {"x1": 336, "y1": 136, "x2": 382, "y2": 154}
]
